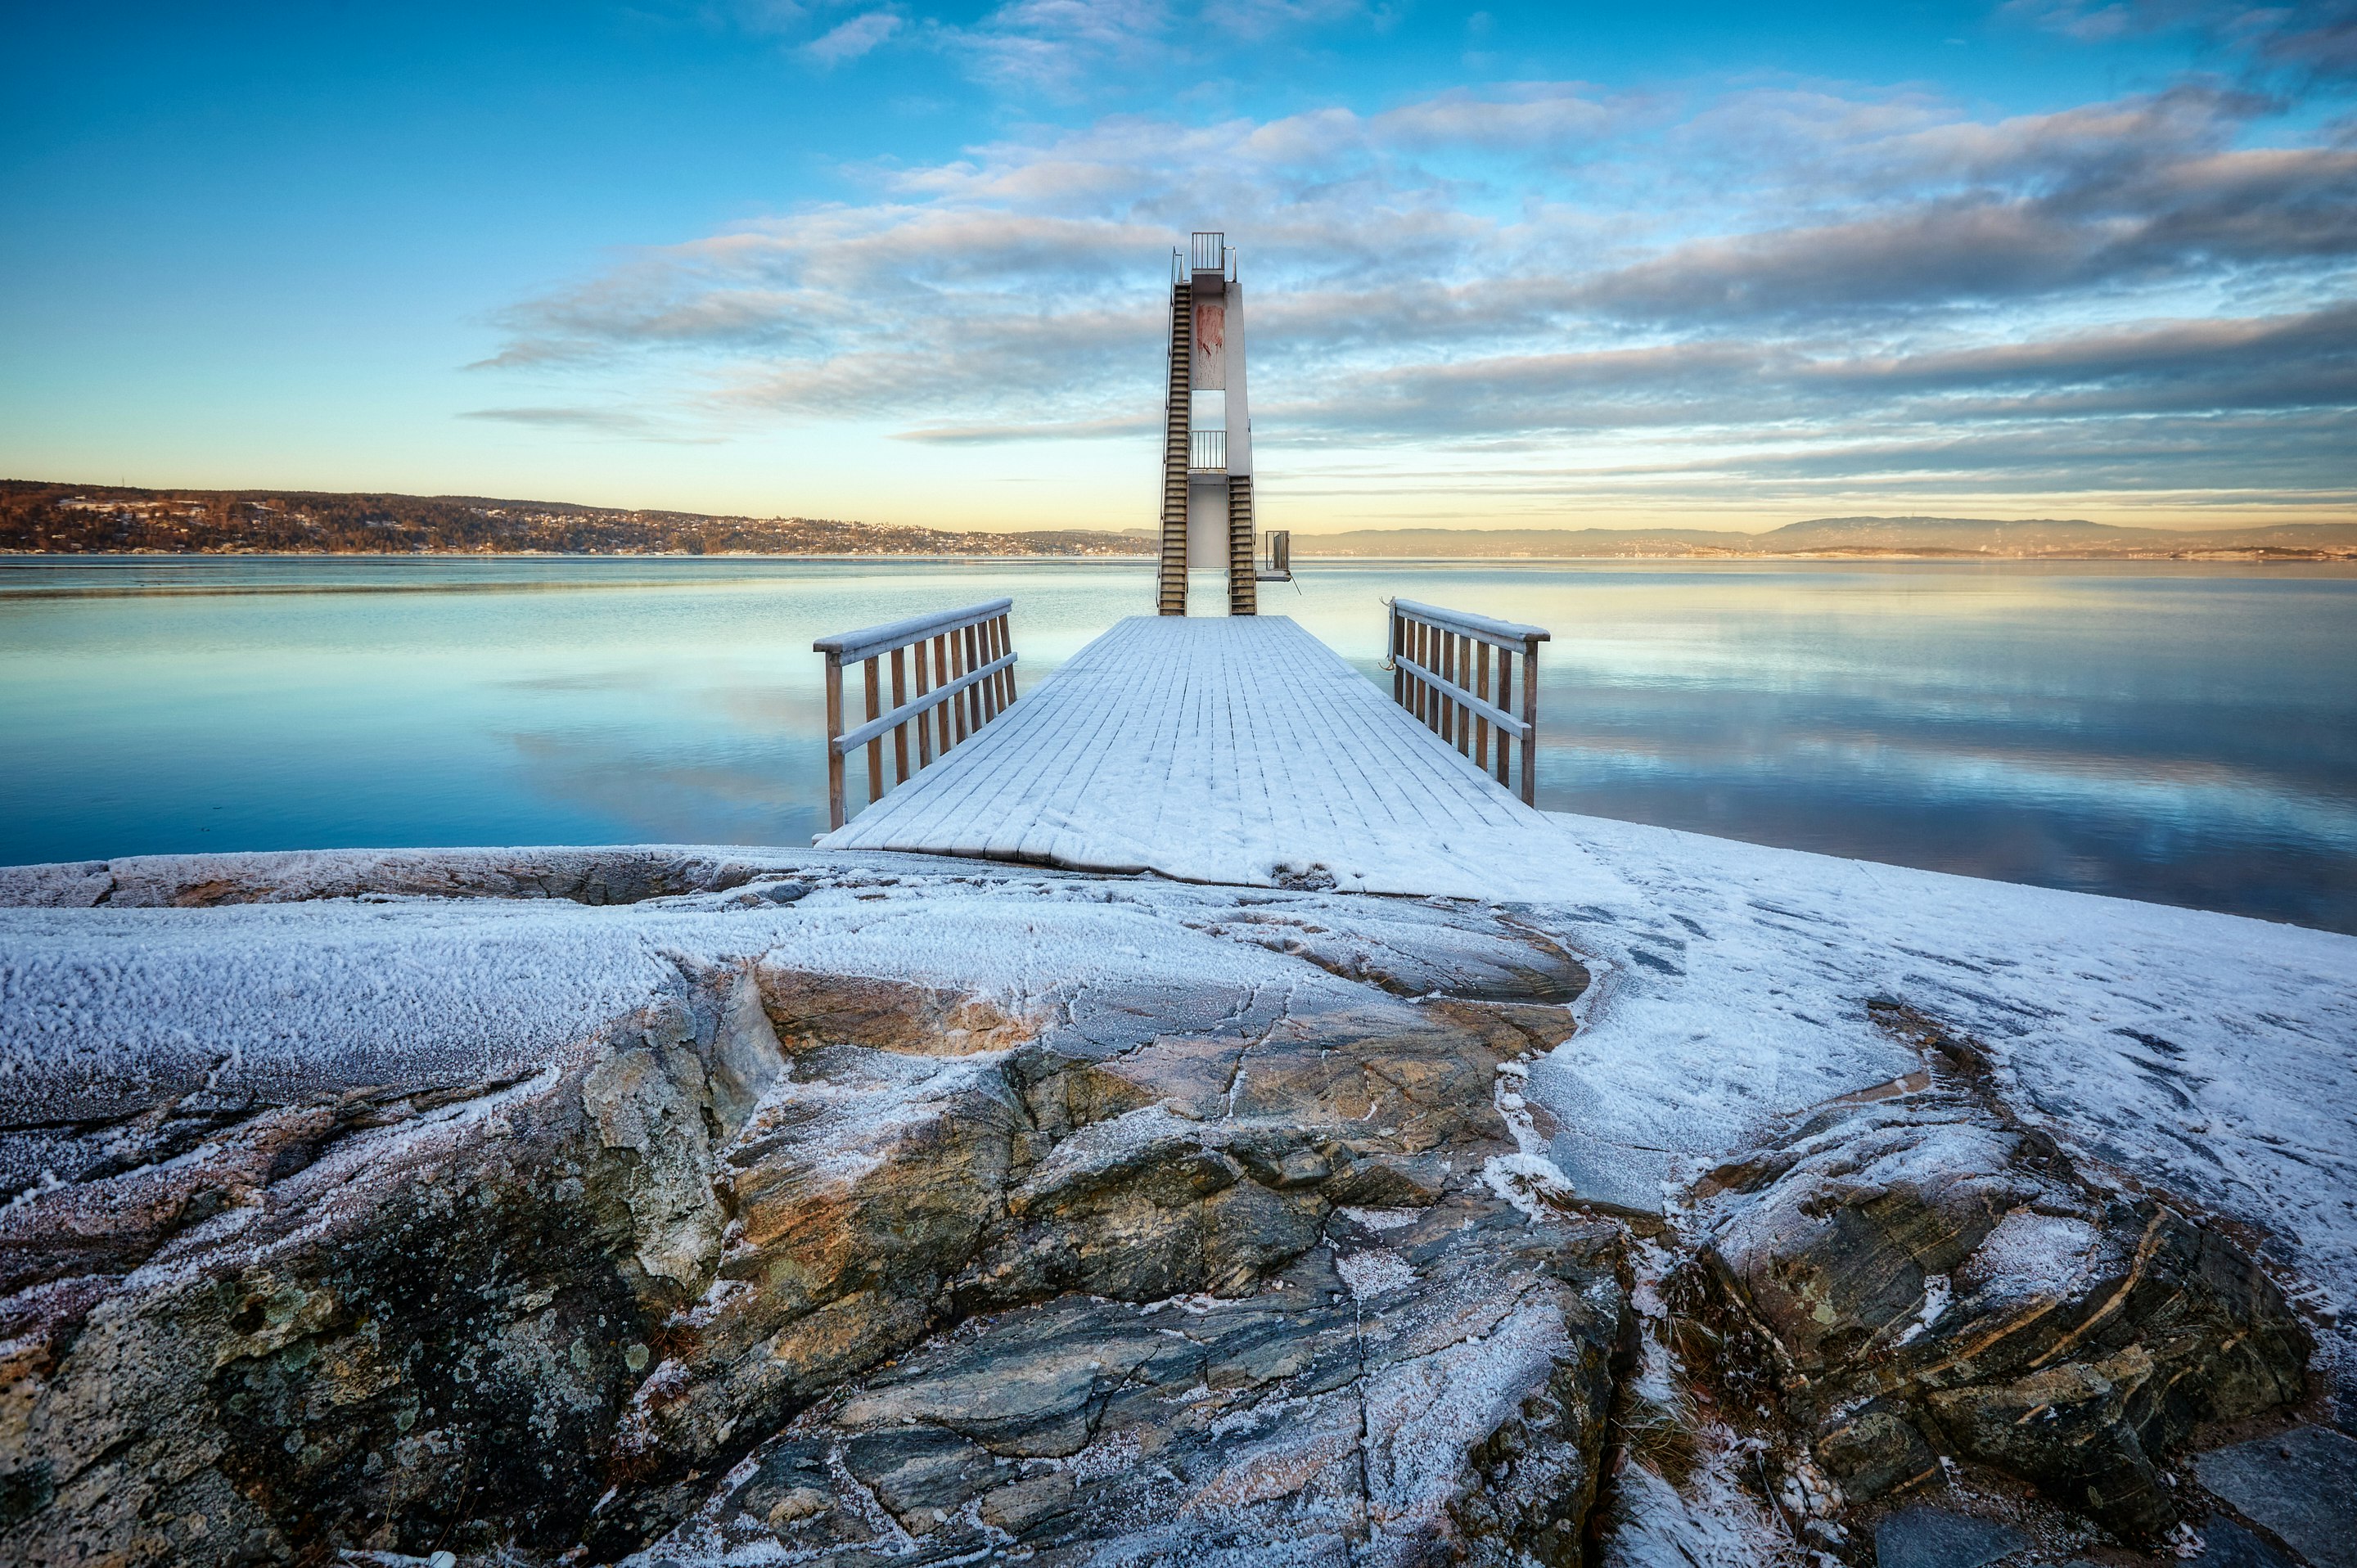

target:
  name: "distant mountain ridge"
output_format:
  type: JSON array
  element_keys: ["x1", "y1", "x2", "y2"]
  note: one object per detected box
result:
[{"x1": 1295, "y1": 516, "x2": 2357, "y2": 558}]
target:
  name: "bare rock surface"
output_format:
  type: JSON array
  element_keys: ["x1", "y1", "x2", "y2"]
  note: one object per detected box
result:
[
  {"x1": 1871, "y1": 1504, "x2": 2028, "y2": 1568},
  {"x1": 649, "y1": 1199, "x2": 1625, "y2": 1567},
  {"x1": 2195, "y1": 1426, "x2": 2357, "y2": 1568},
  {"x1": 2186, "y1": 1516, "x2": 2303, "y2": 1567}
]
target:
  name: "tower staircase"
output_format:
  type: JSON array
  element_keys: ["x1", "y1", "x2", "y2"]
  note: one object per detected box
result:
[
  {"x1": 1157, "y1": 278, "x2": 1192, "y2": 615},
  {"x1": 1226, "y1": 475, "x2": 1256, "y2": 615}
]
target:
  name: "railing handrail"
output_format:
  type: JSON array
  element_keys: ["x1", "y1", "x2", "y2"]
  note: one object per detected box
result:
[
  {"x1": 1192, "y1": 230, "x2": 1225, "y2": 272},
  {"x1": 1391, "y1": 597, "x2": 1548, "y2": 649},
  {"x1": 813, "y1": 598, "x2": 1012, "y2": 665},
  {"x1": 1174, "y1": 235, "x2": 1237, "y2": 286},
  {"x1": 1190, "y1": 429, "x2": 1227, "y2": 471}
]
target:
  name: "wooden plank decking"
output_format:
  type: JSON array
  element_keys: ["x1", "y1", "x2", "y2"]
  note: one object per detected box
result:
[{"x1": 820, "y1": 615, "x2": 1618, "y2": 899}]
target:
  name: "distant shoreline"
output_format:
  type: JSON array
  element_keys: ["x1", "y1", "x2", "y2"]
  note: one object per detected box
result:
[
  {"x1": 7, "y1": 547, "x2": 2355, "y2": 564},
  {"x1": 7, "y1": 480, "x2": 2352, "y2": 561}
]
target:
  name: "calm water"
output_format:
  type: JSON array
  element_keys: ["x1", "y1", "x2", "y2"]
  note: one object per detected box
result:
[{"x1": 5, "y1": 555, "x2": 2354, "y2": 934}]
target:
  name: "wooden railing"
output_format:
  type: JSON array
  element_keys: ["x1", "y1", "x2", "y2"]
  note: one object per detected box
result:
[
  {"x1": 1386, "y1": 598, "x2": 1548, "y2": 804},
  {"x1": 815, "y1": 599, "x2": 1017, "y2": 830}
]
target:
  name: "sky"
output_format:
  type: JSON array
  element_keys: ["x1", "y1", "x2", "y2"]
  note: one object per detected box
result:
[{"x1": 3, "y1": 1, "x2": 2354, "y2": 534}]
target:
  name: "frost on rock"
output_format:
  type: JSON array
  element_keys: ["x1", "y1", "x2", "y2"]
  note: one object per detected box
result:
[
  {"x1": 0, "y1": 847, "x2": 1625, "y2": 1568},
  {"x1": 1335, "y1": 1247, "x2": 1417, "y2": 1301},
  {"x1": 1957, "y1": 1208, "x2": 2101, "y2": 1304},
  {"x1": 0, "y1": 842, "x2": 805, "y2": 909},
  {"x1": 1674, "y1": 1005, "x2": 2310, "y2": 1543},
  {"x1": 1, "y1": 815, "x2": 2348, "y2": 1568},
  {"x1": 1540, "y1": 810, "x2": 2357, "y2": 1393},
  {"x1": 1602, "y1": 1453, "x2": 1798, "y2": 1568}
]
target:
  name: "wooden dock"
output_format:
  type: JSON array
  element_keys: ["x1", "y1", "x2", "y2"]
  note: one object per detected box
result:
[{"x1": 820, "y1": 615, "x2": 1617, "y2": 899}]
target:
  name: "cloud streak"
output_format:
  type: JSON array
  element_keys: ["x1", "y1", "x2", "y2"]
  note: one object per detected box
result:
[{"x1": 457, "y1": 406, "x2": 723, "y2": 444}]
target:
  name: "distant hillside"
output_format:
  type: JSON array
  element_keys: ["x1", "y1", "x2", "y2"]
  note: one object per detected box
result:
[
  {"x1": 0, "y1": 480, "x2": 1153, "y2": 557},
  {"x1": 1296, "y1": 517, "x2": 2357, "y2": 559},
  {"x1": 7, "y1": 483, "x2": 2350, "y2": 561}
]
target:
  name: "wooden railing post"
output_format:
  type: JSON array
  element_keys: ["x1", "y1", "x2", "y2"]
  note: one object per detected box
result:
[
  {"x1": 1437, "y1": 630, "x2": 1451, "y2": 741},
  {"x1": 949, "y1": 629, "x2": 968, "y2": 743},
  {"x1": 964, "y1": 622, "x2": 985, "y2": 730},
  {"x1": 1440, "y1": 631, "x2": 1453, "y2": 737},
  {"x1": 1474, "y1": 641, "x2": 1490, "y2": 773},
  {"x1": 1390, "y1": 606, "x2": 1405, "y2": 707},
  {"x1": 912, "y1": 638, "x2": 934, "y2": 768},
  {"x1": 823, "y1": 651, "x2": 847, "y2": 830},
  {"x1": 1442, "y1": 636, "x2": 1461, "y2": 759},
  {"x1": 1494, "y1": 648, "x2": 1512, "y2": 787},
  {"x1": 1519, "y1": 633, "x2": 1539, "y2": 806},
  {"x1": 863, "y1": 657, "x2": 884, "y2": 807},
  {"x1": 1417, "y1": 622, "x2": 1431, "y2": 727},
  {"x1": 932, "y1": 633, "x2": 952, "y2": 753},
  {"x1": 890, "y1": 647, "x2": 910, "y2": 785}
]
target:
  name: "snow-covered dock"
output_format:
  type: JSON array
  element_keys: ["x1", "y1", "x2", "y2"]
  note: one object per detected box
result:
[{"x1": 819, "y1": 614, "x2": 1616, "y2": 899}]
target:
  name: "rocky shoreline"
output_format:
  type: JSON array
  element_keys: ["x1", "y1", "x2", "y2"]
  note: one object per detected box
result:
[{"x1": 1, "y1": 847, "x2": 2350, "y2": 1566}]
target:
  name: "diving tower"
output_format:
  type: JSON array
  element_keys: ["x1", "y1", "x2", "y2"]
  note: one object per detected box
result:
[{"x1": 1157, "y1": 232, "x2": 1260, "y2": 616}]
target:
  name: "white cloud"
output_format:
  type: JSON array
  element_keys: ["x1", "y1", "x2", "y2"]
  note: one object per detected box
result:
[{"x1": 803, "y1": 10, "x2": 903, "y2": 64}]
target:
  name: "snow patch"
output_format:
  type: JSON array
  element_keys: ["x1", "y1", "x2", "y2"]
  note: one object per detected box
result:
[
  {"x1": 1336, "y1": 1248, "x2": 1417, "y2": 1301},
  {"x1": 1483, "y1": 1152, "x2": 1575, "y2": 1220},
  {"x1": 1891, "y1": 1273, "x2": 1951, "y2": 1349},
  {"x1": 1961, "y1": 1208, "x2": 2102, "y2": 1301}
]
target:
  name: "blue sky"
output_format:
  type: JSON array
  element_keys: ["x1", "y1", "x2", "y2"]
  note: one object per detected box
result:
[{"x1": 3, "y1": 1, "x2": 2353, "y2": 531}]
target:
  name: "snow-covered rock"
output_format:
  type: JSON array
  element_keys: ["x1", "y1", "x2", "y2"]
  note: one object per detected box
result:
[
  {"x1": 1, "y1": 829, "x2": 2346, "y2": 1567},
  {"x1": 0, "y1": 850, "x2": 1623, "y2": 1566},
  {"x1": 1678, "y1": 1004, "x2": 2307, "y2": 1540}
]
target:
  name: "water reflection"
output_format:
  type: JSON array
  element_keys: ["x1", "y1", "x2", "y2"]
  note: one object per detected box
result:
[{"x1": 2, "y1": 556, "x2": 2351, "y2": 933}]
